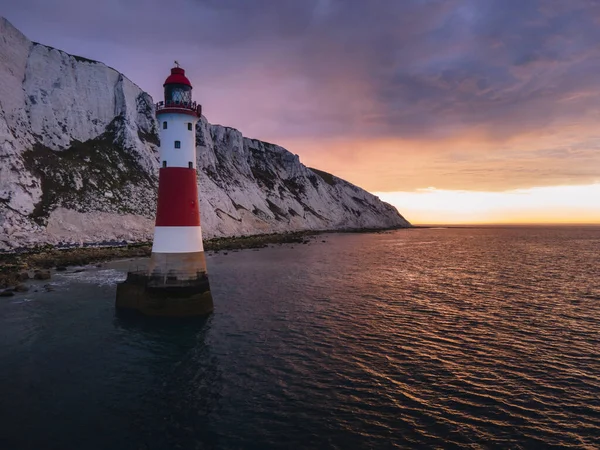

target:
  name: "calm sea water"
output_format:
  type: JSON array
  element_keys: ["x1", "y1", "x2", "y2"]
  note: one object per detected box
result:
[{"x1": 1, "y1": 227, "x2": 599, "y2": 449}]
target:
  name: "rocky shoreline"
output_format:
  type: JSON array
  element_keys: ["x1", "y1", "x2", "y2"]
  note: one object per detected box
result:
[{"x1": 0, "y1": 228, "x2": 403, "y2": 290}]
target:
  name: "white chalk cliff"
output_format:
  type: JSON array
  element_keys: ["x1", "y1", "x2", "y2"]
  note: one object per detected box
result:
[{"x1": 0, "y1": 17, "x2": 409, "y2": 251}]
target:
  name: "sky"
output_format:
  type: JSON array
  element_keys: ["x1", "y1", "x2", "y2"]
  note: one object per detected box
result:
[{"x1": 3, "y1": 0, "x2": 600, "y2": 224}]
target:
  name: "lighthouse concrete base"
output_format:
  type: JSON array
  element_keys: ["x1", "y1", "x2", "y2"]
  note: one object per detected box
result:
[{"x1": 115, "y1": 272, "x2": 213, "y2": 317}]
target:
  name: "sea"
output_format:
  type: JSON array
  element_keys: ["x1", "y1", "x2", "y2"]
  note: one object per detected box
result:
[{"x1": 1, "y1": 226, "x2": 599, "y2": 449}]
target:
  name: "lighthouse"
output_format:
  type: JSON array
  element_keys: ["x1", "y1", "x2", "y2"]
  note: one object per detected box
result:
[{"x1": 116, "y1": 64, "x2": 213, "y2": 317}]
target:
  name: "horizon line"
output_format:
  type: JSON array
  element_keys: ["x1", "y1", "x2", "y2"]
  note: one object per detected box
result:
[{"x1": 410, "y1": 222, "x2": 600, "y2": 227}]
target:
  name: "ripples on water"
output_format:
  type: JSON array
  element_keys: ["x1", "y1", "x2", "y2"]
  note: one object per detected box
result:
[{"x1": 0, "y1": 227, "x2": 599, "y2": 449}]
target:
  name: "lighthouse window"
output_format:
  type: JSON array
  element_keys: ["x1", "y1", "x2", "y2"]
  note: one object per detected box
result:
[
  {"x1": 187, "y1": 123, "x2": 192, "y2": 131},
  {"x1": 188, "y1": 162, "x2": 193, "y2": 168},
  {"x1": 174, "y1": 140, "x2": 181, "y2": 149},
  {"x1": 162, "y1": 121, "x2": 167, "y2": 129},
  {"x1": 162, "y1": 161, "x2": 167, "y2": 168},
  {"x1": 165, "y1": 84, "x2": 192, "y2": 105}
]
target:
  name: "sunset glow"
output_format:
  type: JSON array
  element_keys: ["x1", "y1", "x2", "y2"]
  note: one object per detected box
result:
[{"x1": 375, "y1": 184, "x2": 600, "y2": 225}]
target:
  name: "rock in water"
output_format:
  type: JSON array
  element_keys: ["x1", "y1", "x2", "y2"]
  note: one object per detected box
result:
[
  {"x1": 18, "y1": 272, "x2": 30, "y2": 281},
  {"x1": 0, "y1": 17, "x2": 410, "y2": 251},
  {"x1": 33, "y1": 270, "x2": 51, "y2": 280}
]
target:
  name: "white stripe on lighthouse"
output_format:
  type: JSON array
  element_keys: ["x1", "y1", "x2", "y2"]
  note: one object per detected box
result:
[{"x1": 151, "y1": 226, "x2": 205, "y2": 253}]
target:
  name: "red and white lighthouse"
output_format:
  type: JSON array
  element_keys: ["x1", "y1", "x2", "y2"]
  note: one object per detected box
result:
[
  {"x1": 149, "y1": 65, "x2": 206, "y2": 277},
  {"x1": 116, "y1": 64, "x2": 213, "y2": 317}
]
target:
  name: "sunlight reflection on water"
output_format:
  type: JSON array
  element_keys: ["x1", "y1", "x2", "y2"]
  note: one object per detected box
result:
[{"x1": 0, "y1": 227, "x2": 599, "y2": 449}]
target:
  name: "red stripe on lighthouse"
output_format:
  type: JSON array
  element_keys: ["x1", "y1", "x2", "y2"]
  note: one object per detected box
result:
[{"x1": 155, "y1": 167, "x2": 201, "y2": 227}]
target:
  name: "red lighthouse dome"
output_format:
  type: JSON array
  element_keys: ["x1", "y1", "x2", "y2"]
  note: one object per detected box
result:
[{"x1": 163, "y1": 67, "x2": 192, "y2": 88}]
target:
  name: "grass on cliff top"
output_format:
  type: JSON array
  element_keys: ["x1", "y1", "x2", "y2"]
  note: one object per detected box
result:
[
  {"x1": 32, "y1": 42, "x2": 100, "y2": 65},
  {"x1": 308, "y1": 168, "x2": 336, "y2": 186}
]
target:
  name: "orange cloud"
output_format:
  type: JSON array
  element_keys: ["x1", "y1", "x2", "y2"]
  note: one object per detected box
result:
[{"x1": 283, "y1": 125, "x2": 600, "y2": 194}]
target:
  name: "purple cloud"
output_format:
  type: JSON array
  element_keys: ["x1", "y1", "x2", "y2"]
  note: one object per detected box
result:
[{"x1": 3, "y1": 0, "x2": 600, "y2": 190}]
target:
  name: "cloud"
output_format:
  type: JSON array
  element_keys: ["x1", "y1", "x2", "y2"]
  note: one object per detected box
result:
[{"x1": 3, "y1": 0, "x2": 600, "y2": 192}]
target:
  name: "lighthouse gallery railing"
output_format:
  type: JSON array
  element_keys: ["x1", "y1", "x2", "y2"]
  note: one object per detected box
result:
[{"x1": 155, "y1": 100, "x2": 202, "y2": 116}]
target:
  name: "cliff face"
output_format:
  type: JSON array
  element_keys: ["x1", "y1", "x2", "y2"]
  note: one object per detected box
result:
[{"x1": 0, "y1": 17, "x2": 409, "y2": 251}]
